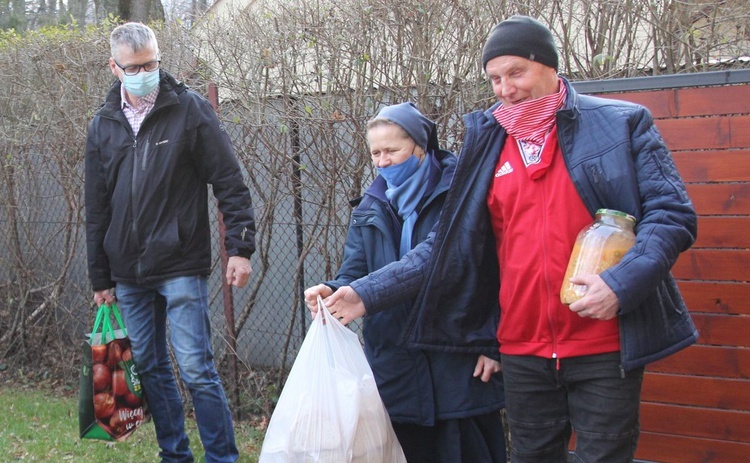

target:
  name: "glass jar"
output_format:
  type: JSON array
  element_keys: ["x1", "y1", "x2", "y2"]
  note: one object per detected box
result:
[{"x1": 560, "y1": 209, "x2": 636, "y2": 305}]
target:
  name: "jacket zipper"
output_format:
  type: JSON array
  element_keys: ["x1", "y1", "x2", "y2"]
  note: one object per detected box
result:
[
  {"x1": 544, "y1": 184, "x2": 560, "y2": 369},
  {"x1": 133, "y1": 132, "x2": 152, "y2": 279},
  {"x1": 131, "y1": 138, "x2": 142, "y2": 278}
]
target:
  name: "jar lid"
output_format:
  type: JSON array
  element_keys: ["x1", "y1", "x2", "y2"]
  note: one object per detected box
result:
[{"x1": 596, "y1": 208, "x2": 636, "y2": 224}]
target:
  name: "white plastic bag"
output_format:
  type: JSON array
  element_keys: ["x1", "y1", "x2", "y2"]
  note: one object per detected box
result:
[{"x1": 259, "y1": 297, "x2": 406, "y2": 463}]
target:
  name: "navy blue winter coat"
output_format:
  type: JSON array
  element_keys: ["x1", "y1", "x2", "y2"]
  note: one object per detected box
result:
[
  {"x1": 326, "y1": 149, "x2": 504, "y2": 426},
  {"x1": 352, "y1": 78, "x2": 699, "y2": 372}
]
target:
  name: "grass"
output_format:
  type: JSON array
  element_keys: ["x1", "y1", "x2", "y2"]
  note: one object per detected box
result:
[{"x1": 0, "y1": 386, "x2": 264, "y2": 462}]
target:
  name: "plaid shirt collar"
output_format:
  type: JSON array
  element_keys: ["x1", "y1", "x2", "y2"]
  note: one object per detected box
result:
[
  {"x1": 120, "y1": 84, "x2": 159, "y2": 113},
  {"x1": 120, "y1": 84, "x2": 160, "y2": 136}
]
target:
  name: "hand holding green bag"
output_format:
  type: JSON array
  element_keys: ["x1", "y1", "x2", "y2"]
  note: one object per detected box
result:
[{"x1": 78, "y1": 303, "x2": 150, "y2": 441}]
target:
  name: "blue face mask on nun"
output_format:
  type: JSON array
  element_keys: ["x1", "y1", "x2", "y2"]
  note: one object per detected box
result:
[{"x1": 378, "y1": 154, "x2": 421, "y2": 187}]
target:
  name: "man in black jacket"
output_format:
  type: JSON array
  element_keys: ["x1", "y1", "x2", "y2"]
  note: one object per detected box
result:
[{"x1": 84, "y1": 22, "x2": 255, "y2": 463}]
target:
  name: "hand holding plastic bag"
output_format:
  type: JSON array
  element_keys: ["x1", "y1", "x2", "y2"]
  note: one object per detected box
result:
[{"x1": 259, "y1": 297, "x2": 406, "y2": 462}]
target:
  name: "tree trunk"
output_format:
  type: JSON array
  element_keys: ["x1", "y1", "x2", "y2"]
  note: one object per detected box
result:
[
  {"x1": 67, "y1": 0, "x2": 87, "y2": 25},
  {"x1": 119, "y1": 0, "x2": 165, "y2": 22},
  {"x1": 94, "y1": 0, "x2": 164, "y2": 23}
]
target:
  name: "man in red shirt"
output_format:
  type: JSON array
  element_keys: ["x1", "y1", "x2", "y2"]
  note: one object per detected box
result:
[{"x1": 314, "y1": 16, "x2": 698, "y2": 462}]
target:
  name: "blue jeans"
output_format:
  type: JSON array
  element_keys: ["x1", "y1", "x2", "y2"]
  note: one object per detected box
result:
[
  {"x1": 501, "y1": 352, "x2": 643, "y2": 463},
  {"x1": 117, "y1": 276, "x2": 238, "y2": 463}
]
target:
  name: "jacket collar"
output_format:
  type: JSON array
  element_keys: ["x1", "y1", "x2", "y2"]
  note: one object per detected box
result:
[
  {"x1": 99, "y1": 70, "x2": 186, "y2": 119},
  {"x1": 557, "y1": 76, "x2": 580, "y2": 118}
]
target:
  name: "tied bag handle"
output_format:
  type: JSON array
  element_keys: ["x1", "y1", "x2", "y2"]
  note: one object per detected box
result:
[
  {"x1": 316, "y1": 295, "x2": 345, "y2": 327},
  {"x1": 316, "y1": 295, "x2": 343, "y2": 365},
  {"x1": 90, "y1": 304, "x2": 128, "y2": 344}
]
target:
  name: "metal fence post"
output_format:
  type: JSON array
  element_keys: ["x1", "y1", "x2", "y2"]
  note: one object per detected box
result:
[{"x1": 208, "y1": 81, "x2": 241, "y2": 416}]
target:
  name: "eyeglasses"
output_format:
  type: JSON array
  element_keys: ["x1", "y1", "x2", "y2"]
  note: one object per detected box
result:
[{"x1": 113, "y1": 59, "x2": 161, "y2": 76}]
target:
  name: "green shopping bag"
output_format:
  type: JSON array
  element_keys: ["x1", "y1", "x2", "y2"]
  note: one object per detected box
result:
[{"x1": 78, "y1": 304, "x2": 149, "y2": 441}]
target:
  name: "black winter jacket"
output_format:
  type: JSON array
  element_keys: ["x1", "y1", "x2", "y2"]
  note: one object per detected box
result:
[
  {"x1": 352, "y1": 78, "x2": 698, "y2": 371},
  {"x1": 85, "y1": 72, "x2": 255, "y2": 290},
  {"x1": 326, "y1": 150, "x2": 503, "y2": 425}
]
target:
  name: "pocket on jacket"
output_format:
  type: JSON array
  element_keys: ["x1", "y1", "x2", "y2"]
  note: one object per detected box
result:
[{"x1": 141, "y1": 217, "x2": 185, "y2": 272}]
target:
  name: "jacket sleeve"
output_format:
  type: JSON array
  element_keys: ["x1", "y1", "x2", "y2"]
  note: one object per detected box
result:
[
  {"x1": 601, "y1": 106, "x2": 697, "y2": 313},
  {"x1": 323, "y1": 218, "x2": 369, "y2": 291},
  {"x1": 191, "y1": 96, "x2": 256, "y2": 258},
  {"x1": 84, "y1": 119, "x2": 116, "y2": 291},
  {"x1": 350, "y1": 231, "x2": 434, "y2": 315}
]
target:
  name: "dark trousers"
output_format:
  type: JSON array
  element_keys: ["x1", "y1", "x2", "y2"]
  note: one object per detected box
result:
[
  {"x1": 392, "y1": 411, "x2": 508, "y2": 463},
  {"x1": 502, "y1": 352, "x2": 644, "y2": 463}
]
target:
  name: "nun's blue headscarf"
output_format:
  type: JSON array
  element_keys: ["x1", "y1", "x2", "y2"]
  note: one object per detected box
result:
[{"x1": 373, "y1": 102, "x2": 440, "y2": 152}]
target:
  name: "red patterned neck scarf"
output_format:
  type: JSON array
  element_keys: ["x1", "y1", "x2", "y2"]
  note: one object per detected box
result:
[{"x1": 493, "y1": 78, "x2": 567, "y2": 145}]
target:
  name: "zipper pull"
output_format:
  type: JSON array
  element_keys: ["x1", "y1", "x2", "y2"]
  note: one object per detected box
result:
[
  {"x1": 553, "y1": 352, "x2": 560, "y2": 371},
  {"x1": 591, "y1": 166, "x2": 602, "y2": 184}
]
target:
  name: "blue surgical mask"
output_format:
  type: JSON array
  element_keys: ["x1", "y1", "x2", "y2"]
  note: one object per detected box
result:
[
  {"x1": 378, "y1": 154, "x2": 420, "y2": 187},
  {"x1": 122, "y1": 69, "x2": 160, "y2": 97}
]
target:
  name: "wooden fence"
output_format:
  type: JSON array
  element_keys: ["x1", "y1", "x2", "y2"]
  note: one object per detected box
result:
[{"x1": 582, "y1": 72, "x2": 750, "y2": 462}]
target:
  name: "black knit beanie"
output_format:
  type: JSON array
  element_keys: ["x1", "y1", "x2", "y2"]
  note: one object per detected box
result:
[{"x1": 481, "y1": 15, "x2": 559, "y2": 71}]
